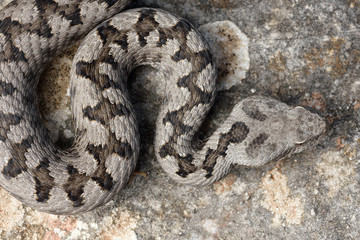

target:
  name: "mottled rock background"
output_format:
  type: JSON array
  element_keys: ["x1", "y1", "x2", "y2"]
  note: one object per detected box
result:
[{"x1": 0, "y1": 0, "x2": 359, "y2": 239}]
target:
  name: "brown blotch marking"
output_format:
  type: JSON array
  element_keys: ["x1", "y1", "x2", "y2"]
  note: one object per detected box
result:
[
  {"x1": 245, "y1": 133, "x2": 269, "y2": 158},
  {"x1": 157, "y1": 19, "x2": 192, "y2": 48},
  {"x1": 114, "y1": 31, "x2": 129, "y2": 52},
  {"x1": 97, "y1": 22, "x2": 121, "y2": 45},
  {"x1": 91, "y1": 133, "x2": 133, "y2": 189},
  {"x1": 64, "y1": 131, "x2": 134, "y2": 207},
  {"x1": 33, "y1": 0, "x2": 56, "y2": 38},
  {"x1": 163, "y1": 51, "x2": 214, "y2": 138},
  {"x1": 162, "y1": 109, "x2": 193, "y2": 135},
  {"x1": 164, "y1": 121, "x2": 249, "y2": 179},
  {"x1": 242, "y1": 103, "x2": 267, "y2": 122},
  {"x1": 177, "y1": 71, "x2": 214, "y2": 104},
  {"x1": 82, "y1": 98, "x2": 131, "y2": 125},
  {"x1": 159, "y1": 143, "x2": 193, "y2": 163},
  {"x1": 85, "y1": 131, "x2": 134, "y2": 191},
  {"x1": 161, "y1": 84, "x2": 214, "y2": 174},
  {"x1": 157, "y1": 29, "x2": 169, "y2": 47},
  {"x1": 156, "y1": 18, "x2": 216, "y2": 179},
  {"x1": 36, "y1": 0, "x2": 83, "y2": 28},
  {"x1": 75, "y1": 57, "x2": 122, "y2": 92},
  {"x1": 98, "y1": 22, "x2": 129, "y2": 51},
  {"x1": 35, "y1": 0, "x2": 58, "y2": 12},
  {"x1": 1, "y1": 136, "x2": 34, "y2": 179},
  {"x1": 61, "y1": 7, "x2": 82, "y2": 26},
  {"x1": 170, "y1": 23, "x2": 213, "y2": 74},
  {"x1": 63, "y1": 165, "x2": 89, "y2": 207},
  {"x1": 194, "y1": 49, "x2": 213, "y2": 73},
  {"x1": 136, "y1": 9, "x2": 159, "y2": 47},
  {"x1": 100, "y1": 0, "x2": 118, "y2": 8},
  {"x1": 71, "y1": 28, "x2": 137, "y2": 204},
  {"x1": 0, "y1": 0, "x2": 86, "y2": 63},
  {"x1": 203, "y1": 121, "x2": 249, "y2": 178},
  {"x1": 0, "y1": 81, "x2": 16, "y2": 96},
  {"x1": 33, "y1": 157, "x2": 56, "y2": 202},
  {"x1": 76, "y1": 60, "x2": 113, "y2": 91},
  {"x1": 0, "y1": 0, "x2": 124, "y2": 65},
  {"x1": 0, "y1": 18, "x2": 27, "y2": 62},
  {"x1": 71, "y1": 20, "x2": 137, "y2": 198},
  {"x1": 0, "y1": 15, "x2": 51, "y2": 43},
  {"x1": 91, "y1": 169, "x2": 113, "y2": 191},
  {"x1": 175, "y1": 159, "x2": 197, "y2": 178},
  {"x1": 159, "y1": 143, "x2": 196, "y2": 178},
  {"x1": 75, "y1": 26, "x2": 131, "y2": 92},
  {"x1": 75, "y1": 41, "x2": 133, "y2": 127},
  {"x1": 163, "y1": 52, "x2": 214, "y2": 141},
  {"x1": 167, "y1": 19, "x2": 212, "y2": 74},
  {"x1": 163, "y1": 52, "x2": 214, "y2": 137},
  {"x1": 58, "y1": 3, "x2": 83, "y2": 26},
  {"x1": 0, "y1": 112, "x2": 21, "y2": 142},
  {"x1": 86, "y1": 143, "x2": 113, "y2": 191},
  {"x1": 86, "y1": 144, "x2": 103, "y2": 165},
  {"x1": 104, "y1": 55, "x2": 120, "y2": 71},
  {"x1": 115, "y1": 140, "x2": 134, "y2": 160},
  {"x1": 86, "y1": 133, "x2": 133, "y2": 162}
]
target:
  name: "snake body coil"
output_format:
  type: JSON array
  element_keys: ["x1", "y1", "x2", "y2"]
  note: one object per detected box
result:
[{"x1": 0, "y1": 0, "x2": 327, "y2": 214}]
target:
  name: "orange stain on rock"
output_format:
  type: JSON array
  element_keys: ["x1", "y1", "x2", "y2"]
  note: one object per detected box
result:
[
  {"x1": 354, "y1": 101, "x2": 360, "y2": 111},
  {"x1": 43, "y1": 216, "x2": 77, "y2": 240},
  {"x1": 269, "y1": 52, "x2": 287, "y2": 72},
  {"x1": 213, "y1": 174, "x2": 237, "y2": 195},
  {"x1": 304, "y1": 38, "x2": 359, "y2": 77}
]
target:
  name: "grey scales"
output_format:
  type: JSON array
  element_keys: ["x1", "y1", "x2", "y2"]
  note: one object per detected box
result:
[{"x1": 0, "y1": 0, "x2": 327, "y2": 214}]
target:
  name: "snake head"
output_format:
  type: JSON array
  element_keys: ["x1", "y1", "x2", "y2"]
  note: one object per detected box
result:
[
  {"x1": 224, "y1": 96, "x2": 328, "y2": 167},
  {"x1": 289, "y1": 106, "x2": 328, "y2": 154}
]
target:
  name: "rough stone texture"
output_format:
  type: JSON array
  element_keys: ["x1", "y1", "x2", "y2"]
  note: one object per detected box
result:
[{"x1": 0, "y1": 0, "x2": 359, "y2": 239}]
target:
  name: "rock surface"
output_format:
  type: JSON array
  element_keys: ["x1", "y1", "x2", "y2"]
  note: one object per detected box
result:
[{"x1": 0, "y1": 0, "x2": 359, "y2": 239}]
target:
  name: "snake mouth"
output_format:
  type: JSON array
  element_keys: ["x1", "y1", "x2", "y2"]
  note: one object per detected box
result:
[
  {"x1": 273, "y1": 147, "x2": 295, "y2": 162},
  {"x1": 293, "y1": 127, "x2": 327, "y2": 155},
  {"x1": 294, "y1": 121, "x2": 328, "y2": 145}
]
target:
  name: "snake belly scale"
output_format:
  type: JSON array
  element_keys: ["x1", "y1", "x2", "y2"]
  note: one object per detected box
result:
[{"x1": 0, "y1": 0, "x2": 327, "y2": 215}]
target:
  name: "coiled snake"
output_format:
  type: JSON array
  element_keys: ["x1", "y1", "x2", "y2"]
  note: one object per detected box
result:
[{"x1": 0, "y1": 0, "x2": 327, "y2": 214}]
